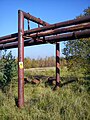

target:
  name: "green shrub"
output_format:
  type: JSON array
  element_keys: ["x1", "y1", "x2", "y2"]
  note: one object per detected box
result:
[{"x1": 0, "y1": 51, "x2": 17, "y2": 94}]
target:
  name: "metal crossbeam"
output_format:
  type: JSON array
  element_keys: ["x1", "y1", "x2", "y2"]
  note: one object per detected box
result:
[{"x1": 0, "y1": 10, "x2": 90, "y2": 108}]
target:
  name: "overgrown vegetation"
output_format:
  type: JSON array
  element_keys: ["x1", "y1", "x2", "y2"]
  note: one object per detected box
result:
[
  {"x1": 0, "y1": 51, "x2": 17, "y2": 93},
  {"x1": 21, "y1": 56, "x2": 56, "y2": 68},
  {"x1": 0, "y1": 68, "x2": 90, "y2": 120},
  {"x1": 63, "y1": 7, "x2": 90, "y2": 77},
  {"x1": 0, "y1": 7, "x2": 90, "y2": 120}
]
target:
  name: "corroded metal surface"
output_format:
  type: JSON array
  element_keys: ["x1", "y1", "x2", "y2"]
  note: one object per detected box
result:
[
  {"x1": 0, "y1": 29, "x2": 90, "y2": 50},
  {"x1": 56, "y1": 43, "x2": 60, "y2": 87},
  {"x1": 0, "y1": 14, "x2": 90, "y2": 41},
  {"x1": 0, "y1": 10, "x2": 90, "y2": 108},
  {"x1": 0, "y1": 23, "x2": 90, "y2": 44},
  {"x1": 18, "y1": 10, "x2": 24, "y2": 108}
]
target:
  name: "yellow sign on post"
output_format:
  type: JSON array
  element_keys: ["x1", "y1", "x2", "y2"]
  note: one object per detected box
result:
[{"x1": 19, "y1": 62, "x2": 23, "y2": 69}]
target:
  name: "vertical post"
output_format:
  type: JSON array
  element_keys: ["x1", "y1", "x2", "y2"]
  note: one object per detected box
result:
[
  {"x1": 18, "y1": 10, "x2": 24, "y2": 108},
  {"x1": 28, "y1": 20, "x2": 30, "y2": 30},
  {"x1": 55, "y1": 42, "x2": 60, "y2": 89}
]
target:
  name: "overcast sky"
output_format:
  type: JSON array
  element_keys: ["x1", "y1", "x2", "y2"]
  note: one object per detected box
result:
[{"x1": 0, "y1": 0, "x2": 90, "y2": 58}]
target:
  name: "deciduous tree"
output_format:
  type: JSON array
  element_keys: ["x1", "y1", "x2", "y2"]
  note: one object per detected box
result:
[{"x1": 63, "y1": 7, "x2": 90, "y2": 76}]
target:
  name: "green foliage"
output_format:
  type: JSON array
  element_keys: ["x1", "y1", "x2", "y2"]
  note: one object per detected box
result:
[
  {"x1": 83, "y1": 7, "x2": 90, "y2": 16},
  {"x1": 0, "y1": 51, "x2": 17, "y2": 89},
  {"x1": 24, "y1": 56, "x2": 56, "y2": 68},
  {"x1": 24, "y1": 58, "x2": 31, "y2": 69},
  {"x1": 0, "y1": 72, "x2": 3, "y2": 88},
  {"x1": 0, "y1": 65, "x2": 90, "y2": 120},
  {"x1": 63, "y1": 7, "x2": 90, "y2": 76},
  {"x1": 24, "y1": 56, "x2": 67, "y2": 69},
  {"x1": 0, "y1": 77, "x2": 90, "y2": 120}
]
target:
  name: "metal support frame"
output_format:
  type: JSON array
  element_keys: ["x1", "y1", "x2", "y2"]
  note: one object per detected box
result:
[
  {"x1": 28, "y1": 20, "x2": 30, "y2": 30},
  {"x1": 55, "y1": 42, "x2": 60, "y2": 89},
  {"x1": 0, "y1": 29, "x2": 90, "y2": 50},
  {"x1": 18, "y1": 10, "x2": 24, "y2": 108},
  {"x1": 1, "y1": 14, "x2": 90, "y2": 41},
  {"x1": 0, "y1": 10, "x2": 90, "y2": 108},
  {"x1": 17, "y1": 10, "x2": 49, "y2": 108}
]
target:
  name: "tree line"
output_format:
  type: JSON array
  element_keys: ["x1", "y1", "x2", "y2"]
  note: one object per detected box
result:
[{"x1": 16, "y1": 56, "x2": 67, "y2": 69}]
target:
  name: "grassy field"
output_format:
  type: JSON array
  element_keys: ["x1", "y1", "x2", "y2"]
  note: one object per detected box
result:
[
  {"x1": 25, "y1": 67, "x2": 55, "y2": 71},
  {"x1": 0, "y1": 67, "x2": 90, "y2": 120}
]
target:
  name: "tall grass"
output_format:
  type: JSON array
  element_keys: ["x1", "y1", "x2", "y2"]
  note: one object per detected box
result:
[{"x1": 0, "y1": 68, "x2": 90, "y2": 120}]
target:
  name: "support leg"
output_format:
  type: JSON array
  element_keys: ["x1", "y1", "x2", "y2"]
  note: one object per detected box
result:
[
  {"x1": 55, "y1": 42, "x2": 60, "y2": 89},
  {"x1": 18, "y1": 10, "x2": 24, "y2": 108}
]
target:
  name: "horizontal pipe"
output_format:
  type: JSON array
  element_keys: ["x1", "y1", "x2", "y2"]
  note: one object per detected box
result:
[
  {"x1": 26, "y1": 22, "x2": 90, "y2": 38},
  {"x1": 44, "y1": 29, "x2": 90, "y2": 42},
  {"x1": 0, "y1": 39, "x2": 46, "y2": 50},
  {"x1": 0, "y1": 37, "x2": 18, "y2": 44},
  {"x1": 1, "y1": 23, "x2": 90, "y2": 44},
  {"x1": 24, "y1": 15, "x2": 90, "y2": 35},
  {"x1": 0, "y1": 33, "x2": 18, "y2": 41},
  {"x1": 0, "y1": 15, "x2": 90, "y2": 41},
  {"x1": 0, "y1": 29, "x2": 89, "y2": 50}
]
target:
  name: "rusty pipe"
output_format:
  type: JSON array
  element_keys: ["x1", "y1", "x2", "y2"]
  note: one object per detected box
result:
[
  {"x1": 0, "y1": 29, "x2": 90, "y2": 50},
  {"x1": 22, "y1": 10, "x2": 49, "y2": 26},
  {"x1": 26, "y1": 22, "x2": 90, "y2": 38},
  {"x1": 0, "y1": 23, "x2": 90, "y2": 44},
  {"x1": 0, "y1": 15, "x2": 90, "y2": 41},
  {"x1": 24, "y1": 15, "x2": 90, "y2": 35}
]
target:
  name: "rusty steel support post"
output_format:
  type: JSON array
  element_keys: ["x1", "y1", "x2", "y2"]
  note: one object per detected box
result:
[
  {"x1": 18, "y1": 10, "x2": 24, "y2": 108},
  {"x1": 28, "y1": 20, "x2": 30, "y2": 30},
  {"x1": 55, "y1": 42, "x2": 60, "y2": 89}
]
